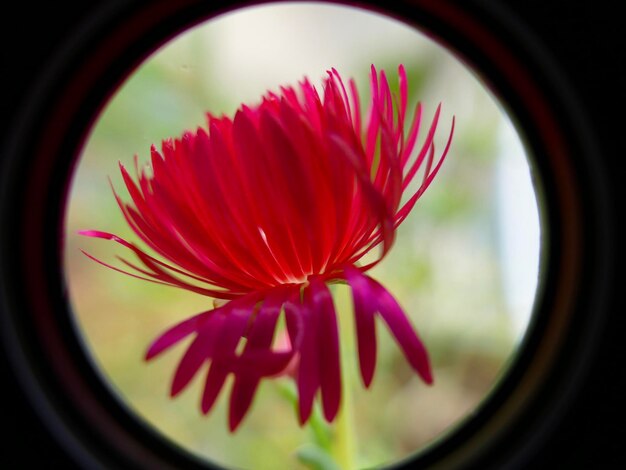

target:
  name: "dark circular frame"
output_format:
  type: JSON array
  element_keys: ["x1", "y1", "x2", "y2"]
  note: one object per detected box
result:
[{"x1": 0, "y1": 0, "x2": 612, "y2": 469}]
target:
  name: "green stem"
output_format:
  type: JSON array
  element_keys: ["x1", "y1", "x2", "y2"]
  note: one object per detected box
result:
[
  {"x1": 333, "y1": 383, "x2": 355, "y2": 469},
  {"x1": 332, "y1": 287, "x2": 356, "y2": 470}
]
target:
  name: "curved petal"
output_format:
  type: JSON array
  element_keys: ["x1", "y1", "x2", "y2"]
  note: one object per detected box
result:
[
  {"x1": 145, "y1": 309, "x2": 212, "y2": 360},
  {"x1": 401, "y1": 104, "x2": 442, "y2": 191},
  {"x1": 368, "y1": 277, "x2": 433, "y2": 384},
  {"x1": 230, "y1": 350, "x2": 294, "y2": 376},
  {"x1": 201, "y1": 297, "x2": 258, "y2": 414},
  {"x1": 79, "y1": 230, "x2": 240, "y2": 299},
  {"x1": 295, "y1": 287, "x2": 320, "y2": 425},
  {"x1": 229, "y1": 288, "x2": 290, "y2": 431},
  {"x1": 310, "y1": 278, "x2": 341, "y2": 422},
  {"x1": 284, "y1": 289, "x2": 305, "y2": 350},
  {"x1": 170, "y1": 314, "x2": 225, "y2": 397},
  {"x1": 327, "y1": 135, "x2": 394, "y2": 266},
  {"x1": 343, "y1": 265, "x2": 377, "y2": 387},
  {"x1": 395, "y1": 116, "x2": 455, "y2": 228}
]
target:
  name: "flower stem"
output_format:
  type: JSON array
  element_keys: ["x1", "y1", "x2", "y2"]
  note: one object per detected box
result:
[
  {"x1": 332, "y1": 286, "x2": 356, "y2": 469},
  {"x1": 333, "y1": 384, "x2": 355, "y2": 469}
]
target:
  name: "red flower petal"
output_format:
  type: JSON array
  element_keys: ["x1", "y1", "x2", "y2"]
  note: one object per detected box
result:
[
  {"x1": 145, "y1": 309, "x2": 211, "y2": 360},
  {"x1": 395, "y1": 116, "x2": 455, "y2": 228},
  {"x1": 200, "y1": 296, "x2": 258, "y2": 414},
  {"x1": 295, "y1": 290, "x2": 320, "y2": 425},
  {"x1": 309, "y1": 278, "x2": 341, "y2": 422},
  {"x1": 79, "y1": 230, "x2": 240, "y2": 299},
  {"x1": 170, "y1": 313, "x2": 224, "y2": 397},
  {"x1": 344, "y1": 265, "x2": 377, "y2": 388},
  {"x1": 229, "y1": 288, "x2": 289, "y2": 430},
  {"x1": 368, "y1": 278, "x2": 433, "y2": 385}
]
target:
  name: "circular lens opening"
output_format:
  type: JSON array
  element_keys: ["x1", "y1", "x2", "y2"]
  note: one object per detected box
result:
[{"x1": 63, "y1": 3, "x2": 542, "y2": 468}]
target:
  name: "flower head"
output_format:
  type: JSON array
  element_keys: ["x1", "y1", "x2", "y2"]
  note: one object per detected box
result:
[{"x1": 81, "y1": 65, "x2": 454, "y2": 431}]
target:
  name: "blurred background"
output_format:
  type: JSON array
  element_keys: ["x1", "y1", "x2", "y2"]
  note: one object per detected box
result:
[{"x1": 63, "y1": 3, "x2": 541, "y2": 469}]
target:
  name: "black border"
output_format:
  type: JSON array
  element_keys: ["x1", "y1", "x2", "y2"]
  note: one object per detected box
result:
[{"x1": 0, "y1": 1, "x2": 620, "y2": 469}]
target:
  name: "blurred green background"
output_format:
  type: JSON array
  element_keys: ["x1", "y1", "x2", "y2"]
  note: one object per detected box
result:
[{"x1": 63, "y1": 3, "x2": 541, "y2": 469}]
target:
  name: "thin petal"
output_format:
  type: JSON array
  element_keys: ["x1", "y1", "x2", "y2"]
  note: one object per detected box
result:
[
  {"x1": 284, "y1": 290, "x2": 305, "y2": 350},
  {"x1": 145, "y1": 309, "x2": 211, "y2": 360},
  {"x1": 398, "y1": 64, "x2": 408, "y2": 129},
  {"x1": 229, "y1": 289, "x2": 287, "y2": 430},
  {"x1": 79, "y1": 230, "x2": 240, "y2": 299},
  {"x1": 310, "y1": 278, "x2": 341, "y2": 421},
  {"x1": 230, "y1": 350, "x2": 293, "y2": 376},
  {"x1": 369, "y1": 278, "x2": 432, "y2": 384},
  {"x1": 201, "y1": 360, "x2": 229, "y2": 415},
  {"x1": 402, "y1": 104, "x2": 441, "y2": 191},
  {"x1": 296, "y1": 289, "x2": 320, "y2": 425},
  {"x1": 228, "y1": 377, "x2": 256, "y2": 431},
  {"x1": 395, "y1": 116, "x2": 455, "y2": 228},
  {"x1": 201, "y1": 298, "x2": 257, "y2": 414},
  {"x1": 170, "y1": 314, "x2": 224, "y2": 396},
  {"x1": 344, "y1": 266, "x2": 377, "y2": 387},
  {"x1": 326, "y1": 135, "x2": 394, "y2": 264}
]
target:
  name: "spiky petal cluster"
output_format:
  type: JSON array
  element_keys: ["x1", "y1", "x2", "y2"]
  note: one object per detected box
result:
[{"x1": 81, "y1": 65, "x2": 454, "y2": 431}]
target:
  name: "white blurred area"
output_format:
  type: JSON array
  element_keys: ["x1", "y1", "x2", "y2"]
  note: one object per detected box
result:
[
  {"x1": 495, "y1": 118, "x2": 541, "y2": 339},
  {"x1": 157, "y1": 3, "x2": 436, "y2": 107}
]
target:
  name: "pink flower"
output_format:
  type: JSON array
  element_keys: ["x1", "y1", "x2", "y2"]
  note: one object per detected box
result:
[{"x1": 81, "y1": 65, "x2": 454, "y2": 431}]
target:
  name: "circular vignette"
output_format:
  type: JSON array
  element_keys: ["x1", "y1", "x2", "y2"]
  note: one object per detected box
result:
[{"x1": 0, "y1": 1, "x2": 611, "y2": 470}]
